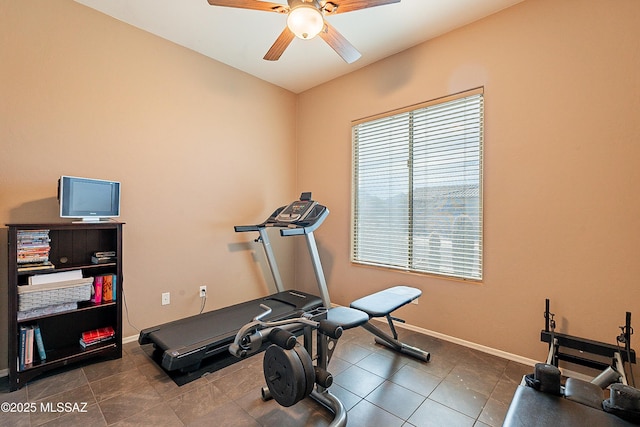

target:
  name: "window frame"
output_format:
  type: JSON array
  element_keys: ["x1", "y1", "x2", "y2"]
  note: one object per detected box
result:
[{"x1": 350, "y1": 87, "x2": 484, "y2": 281}]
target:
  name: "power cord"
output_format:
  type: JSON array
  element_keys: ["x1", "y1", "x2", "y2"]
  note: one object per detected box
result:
[
  {"x1": 199, "y1": 289, "x2": 207, "y2": 314},
  {"x1": 122, "y1": 287, "x2": 139, "y2": 333}
]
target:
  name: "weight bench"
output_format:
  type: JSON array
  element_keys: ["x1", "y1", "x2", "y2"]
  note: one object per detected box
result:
[{"x1": 340, "y1": 286, "x2": 430, "y2": 362}]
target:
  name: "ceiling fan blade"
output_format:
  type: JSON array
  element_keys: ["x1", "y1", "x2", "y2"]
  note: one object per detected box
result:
[
  {"x1": 322, "y1": 0, "x2": 400, "y2": 15},
  {"x1": 319, "y1": 21, "x2": 361, "y2": 63},
  {"x1": 264, "y1": 27, "x2": 295, "y2": 61},
  {"x1": 207, "y1": 0, "x2": 286, "y2": 13}
]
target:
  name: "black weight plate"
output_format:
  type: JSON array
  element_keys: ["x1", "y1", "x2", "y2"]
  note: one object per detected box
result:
[
  {"x1": 293, "y1": 344, "x2": 315, "y2": 399},
  {"x1": 263, "y1": 344, "x2": 307, "y2": 407}
]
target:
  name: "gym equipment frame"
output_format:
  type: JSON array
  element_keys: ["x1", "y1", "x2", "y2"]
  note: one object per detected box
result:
[{"x1": 541, "y1": 298, "x2": 636, "y2": 386}]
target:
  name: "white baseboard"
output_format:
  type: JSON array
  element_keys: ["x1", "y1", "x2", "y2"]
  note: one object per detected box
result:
[
  {"x1": 372, "y1": 317, "x2": 539, "y2": 367},
  {"x1": 123, "y1": 334, "x2": 138, "y2": 344},
  {"x1": 374, "y1": 317, "x2": 594, "y2": 382}
]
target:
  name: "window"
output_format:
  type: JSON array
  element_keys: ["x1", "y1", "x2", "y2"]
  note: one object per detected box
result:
[{"x1": 351, "y1": 88, "x2": 483, "y2": 280}]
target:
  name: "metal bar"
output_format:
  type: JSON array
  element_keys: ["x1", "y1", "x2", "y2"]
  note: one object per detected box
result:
[
  {"x1": 305, "y1": 232, "x2": 331, "y2": 309},
  {"x1": 544, "y1": 299, "x2": 550, "y2": 332},
  {"x1": 310, "y1": 390, "x2": 347, "y2": 427},
  {"x1": 385, "y1": 315, "x2": 399, "y2": 340},
  {"x1": 555, "y1": 352, "x2": 610, "y2": 371},
  {"x1": 624, "y1": 312, "x2": 635, "y2": 363},
  {"x1": 258, "y1": 228, "x2": 285, "y2": 293},
  {"x1": 362, "y1": 321, "x2": 401, "y2": 351},
  {"x1": 541, "y1": 331, "x2": 636, "y2": 363},
  {"x1": 613, "y1": 352, "x2": 629, "y2": 386}
]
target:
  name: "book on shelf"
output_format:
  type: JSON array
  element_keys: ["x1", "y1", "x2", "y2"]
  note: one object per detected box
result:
[
  {"x1": 79, "y1": 335, "x2": 115, "y2": 349},
  {"x1": 26, "y1": 327, "x2": 34, "y2": 366},
  {"x1": 80, "y1": 326, "x2": 115, "y2": 348},
  {"x1": 81, "y1": 326, "x2": 115, "y2": 342},
  {"x1": 91, "y1": 276, "x2": 103, "y2": 304},
  {"x1": 91, "y1": 256, "x2": 114, "y2": 264},
  {"x1": 34, "y1": 325, "x2": 46, "y2": 361},
  {"x1": 90, "y1": 274, "x2": 117, "y2": 303},
  {"x1": 18, "y1": 261, "x2": 55, "y2": 272},
  {"x1": 94, "y1": 251, "x2": 116, "y2": 258},
  {"x1": 16, "y1": 229, "x2": 50, "y2": 239},
  {"x1": 102, "y1": 275, "x2": 113, "y2": 302},
  {"x1": 17, "y1": 253, "x2": 50, "y2": 263},
  {"x1": 19, "y1": 325, "x2": 38, "y2": 370},
  {"x1": 28, "y1": 270, "x2": 82, "y2": 285},
  {"x1": 91, "y1": 251, "x2": 116, "y2": 264},
  {"x1": 19, "y1": 326, "x2": 27, "y2": 371}
]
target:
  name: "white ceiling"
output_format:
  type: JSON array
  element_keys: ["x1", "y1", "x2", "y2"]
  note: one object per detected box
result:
[{"x1": 75, "y1": 0, "x2": 523, "y2": 93}]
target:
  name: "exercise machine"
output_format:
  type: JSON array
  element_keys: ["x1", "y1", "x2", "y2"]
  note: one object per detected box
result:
[
  {"x1": 230, "y1": 304, "x2": 367, "y2": 427},
  {"x1": 228, "y1": 194, "x2": 431, "y2": 426},
  {"x1": 504, "y1": 299, "x2": 639, "y2": 426},
  {"x1": 541, "y1": 298, "x2": 636, "y2": 387},
  {"x1": 138, "y1": 193, "x2": 328, "y2": 372}
]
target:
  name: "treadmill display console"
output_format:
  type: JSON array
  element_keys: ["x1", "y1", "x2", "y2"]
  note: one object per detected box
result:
[{"x1": 276, "y1": 200, "x2": 317, "y2": 223}]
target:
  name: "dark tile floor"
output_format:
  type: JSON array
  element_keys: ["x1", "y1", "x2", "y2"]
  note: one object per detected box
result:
[{"x1": 0, "y1": 327, "x2": 532, "y2": 426}]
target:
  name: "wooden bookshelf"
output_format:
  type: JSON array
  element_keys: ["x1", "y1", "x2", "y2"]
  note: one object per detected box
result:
[{"x1": 7, "y1": 222, "x2": 123, "y2": 391}]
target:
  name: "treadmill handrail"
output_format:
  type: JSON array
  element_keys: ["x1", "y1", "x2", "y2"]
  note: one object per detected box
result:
[
  {"x1": 234, "y1": 205, "x2": 329, "y2": 236},
  {"x1": 234, "y1": 224, "x2": 259, "y2": 232},
  {"x1": 280, "y1": 207, "x2": 329, "y2": 236}
]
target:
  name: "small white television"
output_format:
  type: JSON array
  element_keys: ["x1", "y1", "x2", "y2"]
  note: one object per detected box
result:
[{"x1": 58, "y1": 176, "x2": 121, "y2": 222}]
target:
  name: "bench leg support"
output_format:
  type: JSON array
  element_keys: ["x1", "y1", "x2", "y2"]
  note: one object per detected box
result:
[{"x1": 361, "y1": 321, "x2": 431, "y2": 362}]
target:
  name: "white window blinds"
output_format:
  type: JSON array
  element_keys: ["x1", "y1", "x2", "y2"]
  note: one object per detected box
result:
[{"x1": 352, "y1": 89, "x2": 483, "y2": 280}]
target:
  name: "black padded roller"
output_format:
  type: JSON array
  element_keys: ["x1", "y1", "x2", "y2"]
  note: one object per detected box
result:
[
  {"x1": 314, "y1": 366, "x2": 333, "y2": 388},
  {"x1": 318, "y1": 320, "x2": 343, "y2": 339},
  {"x1": 269, "y1": 328, "x2": 297, "y2": 350}
]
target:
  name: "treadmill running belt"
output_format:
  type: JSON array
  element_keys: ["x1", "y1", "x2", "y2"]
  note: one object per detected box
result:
[{"x1": 139, "y1": 291, "x2": 322, "y2": 372}]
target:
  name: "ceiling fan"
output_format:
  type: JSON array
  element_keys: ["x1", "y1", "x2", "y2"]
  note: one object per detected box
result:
[{"x1": 207, "y1": 0, "x2": 401, "y2": 63}]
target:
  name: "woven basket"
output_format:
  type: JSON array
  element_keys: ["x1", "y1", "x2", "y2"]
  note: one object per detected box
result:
[{"x1": 18, "y1": 278, "x2": 93, "y2": 311}]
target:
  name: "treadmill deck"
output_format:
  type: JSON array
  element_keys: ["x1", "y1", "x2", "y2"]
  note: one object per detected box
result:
[{"x1": 139, "y1": 290, "x2": 322, "y2": 371}]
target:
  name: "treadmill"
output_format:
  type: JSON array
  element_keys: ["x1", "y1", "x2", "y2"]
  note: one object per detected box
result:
[{"x1": 138, "y1": 193, "x2": 328, "y2": 372}]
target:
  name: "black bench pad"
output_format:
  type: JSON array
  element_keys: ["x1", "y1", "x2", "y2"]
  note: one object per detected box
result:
[
  {"x1": 350, "y1": 286, "x2": 421, "y2": 318},
  {"x1": 504, "y1": 385, "x2": 635, "y2": 427}
]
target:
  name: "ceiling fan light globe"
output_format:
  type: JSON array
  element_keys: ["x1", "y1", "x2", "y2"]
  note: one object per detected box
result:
[{"x1": 287, "y1": 6, "x2": 324, "y2": 39}]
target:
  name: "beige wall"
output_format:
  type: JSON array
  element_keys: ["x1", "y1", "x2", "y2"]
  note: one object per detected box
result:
[
  {"x1": 0, "y1": 1, "x2": 298, "y2": 370},
  {"x1": 296, "y1": 0, "x2": 640, "y2": 362},
  {"x1": 1, "y1": 0, "x2": 639, "y2": 374}
]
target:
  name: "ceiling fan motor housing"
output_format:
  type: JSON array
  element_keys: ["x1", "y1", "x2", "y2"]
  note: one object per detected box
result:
[
  {"x1": 289, "y1": 0, "x2": 321, "y2": 7},
  {"x1": 287, "y1": 0, "x2": 324, "y2": 39}
]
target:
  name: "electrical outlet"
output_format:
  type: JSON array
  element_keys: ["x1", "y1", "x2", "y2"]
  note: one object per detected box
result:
[
  {"x1": 411, "y1": 298, "x2": 419, "y2": 305},
  {"x1": 199, "y1": 286, "x2": 207, "y2": 298},
  {"x1": 162, "y1": 292, "x2": 170, "y2": 305}
]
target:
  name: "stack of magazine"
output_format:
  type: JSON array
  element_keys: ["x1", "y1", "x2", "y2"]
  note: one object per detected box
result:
[
  {"x1": 91, "y1": 251, "x2": 116, "y2": 264},
  {"x1": 17, "y1": 229, "x2": 54, "y2": 272}
]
